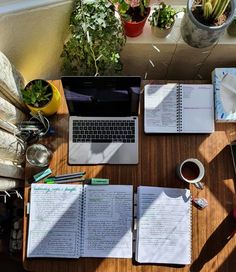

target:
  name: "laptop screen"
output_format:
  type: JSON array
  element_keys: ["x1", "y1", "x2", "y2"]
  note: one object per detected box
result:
[{"x1": 61, "y1": 76, "x2": 141, "y2": 117}]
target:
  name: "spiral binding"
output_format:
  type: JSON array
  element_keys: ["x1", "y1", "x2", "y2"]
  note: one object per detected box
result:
[
  {"x1": 189, "y1": 194, "x2": 193, "y2": 264},
  {"x1": 79, "y1": 185, "x2": 87, "y2": 256},
  {"x1": 176, "y1": 84, "x2": 183, "y2": 132}
]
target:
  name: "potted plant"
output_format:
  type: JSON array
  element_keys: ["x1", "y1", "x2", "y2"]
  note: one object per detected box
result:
[
  {"x1": 112, "y1": 0, "x2": 151, "y2": 37},
  {"x1": 61, "y1": 0, "x2": 126, "y2": 76},
  {"x1": 149, "y1": 2, "x2": 179, "y2": 38},
  {"x1": 181, "y1": 0, "x2": 235, "y2": 48},
  {"x1": 21, "y1": 79, "x2": 61, "y2": 116}
]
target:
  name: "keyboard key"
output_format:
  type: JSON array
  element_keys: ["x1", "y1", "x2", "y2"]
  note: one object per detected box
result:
[{"x1": 91, "y1": 139, "x2": 112, "y2": 143}]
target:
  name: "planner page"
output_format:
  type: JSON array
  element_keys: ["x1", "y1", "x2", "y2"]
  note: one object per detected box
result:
[
  {"x1": 81, "y1": 185, "x2": 133, "y2": 258},
  {"x1": 136, "y1": 186, "x2": 191, "y2": 264},
  {"x1": 144, "y1": 84, "x2": 178, "y2": 133},
  {"x1": 181, "y1": 84, "x2": 214, "y2": 133},
  {"x1": 27, "y1": 184, "x2": 83, "y2": 258}
]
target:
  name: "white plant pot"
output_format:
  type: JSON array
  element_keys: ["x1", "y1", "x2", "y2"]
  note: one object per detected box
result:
[
  {"x1": 181, "y1": 0, "x2": 235, "y2": 48},
  {"x1": 151, "y1": 24, "x2": 174, "y2": 38}
]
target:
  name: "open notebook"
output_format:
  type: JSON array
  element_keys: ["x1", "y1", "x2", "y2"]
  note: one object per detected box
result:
[
  {"x1": 27, "y1": 184, "x2": 191, "y2": 265},
  {"x1": 144, "y1": 84, "x2": 214, "y2": 133}
]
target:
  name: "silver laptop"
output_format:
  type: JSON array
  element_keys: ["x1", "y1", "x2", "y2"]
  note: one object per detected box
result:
[{"x1": 61, "y1": 76, "x2": 141, "y2": 164}]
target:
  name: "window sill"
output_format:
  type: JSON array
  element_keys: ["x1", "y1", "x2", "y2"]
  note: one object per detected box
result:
[{"x1": 0, "y1": 0, "x2": 72, "y2": 14}]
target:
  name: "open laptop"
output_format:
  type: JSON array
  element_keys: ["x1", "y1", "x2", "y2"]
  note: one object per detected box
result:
[{"x1": 61, "y1": 76, "x2": 141, "y2": 164}]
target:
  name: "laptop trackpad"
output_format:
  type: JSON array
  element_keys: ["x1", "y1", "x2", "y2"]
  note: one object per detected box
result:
[{"x1": 69, "y1": 142, "x2": 136, "y2": 164}]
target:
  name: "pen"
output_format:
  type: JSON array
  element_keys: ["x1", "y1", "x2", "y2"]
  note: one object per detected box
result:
[
  {"x1": 45, "y1": 178, "x2": 109, "y2": 185},
  {"x1": 44, "y1": 173, "x2": 85, "y2": 182},
  {"x1": 45, "y1": 174, "x2": 85, "y2": 182},
  {"x1": 48, "y1": 171, "x2": 86, "y2": 180},
  {"x1": 45, "y1": 178, "x2": 85, "y2": 184}
]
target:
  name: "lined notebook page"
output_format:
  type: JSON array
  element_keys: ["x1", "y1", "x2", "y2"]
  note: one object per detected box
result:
[
  {"x1": 81, "y1": 185, "x2": 133, "y2": 258},
  {"x1": 144, "y1": 84, "x2": 178, "y2": 133},
  {"x1": 136, "y1": 186, "x2": 191, "y2": 264},
  {"x1": 181, "y1": 84, "x2": 214, "y2": 133},
  {"x1": 27, "y1": 184, "x2": 83, "y2": 258}
]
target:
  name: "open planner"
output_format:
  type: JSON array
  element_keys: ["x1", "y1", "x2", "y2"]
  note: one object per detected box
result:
[
  {"x1": 27, "y1": 184, "x2": 191, "y2": 265},
  {"x1": 144, "y1": 84, "x2": 214, "y2": 133}
]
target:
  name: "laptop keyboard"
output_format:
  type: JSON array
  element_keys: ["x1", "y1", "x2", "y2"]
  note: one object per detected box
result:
[{"x1": 72, "y1": 120, "x2": 135, "y2": 143}]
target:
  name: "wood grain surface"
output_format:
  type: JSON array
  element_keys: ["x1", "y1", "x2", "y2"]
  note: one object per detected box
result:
[{"x1": 23, "y1": 80, "x2": 236, "y2": 272}]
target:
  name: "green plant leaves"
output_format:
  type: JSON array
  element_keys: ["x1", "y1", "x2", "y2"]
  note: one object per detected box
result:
[
  {"x1": 21, "y1": 80, "x2": 52, "y2": 107},
  {"x1": 61, "y1": 0, "x2": 126, "y2": 75},
  {"x1": 149, "y1": 2, "x2": 178, "y2": 29},
  {"x1": 202, "y1": 0, "x2": 230, "y2": 20}
]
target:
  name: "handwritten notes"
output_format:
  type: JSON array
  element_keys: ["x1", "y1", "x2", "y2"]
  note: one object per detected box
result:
[
  {"x1": 136, "y1": 186, "x2": 191, "y2": 264},
  {"x1": 27, "y1": 184, "x2": 83, "y2": 258},
  {"x1": 27, "y1": 184, "x2": 133, "y2": 259},
  {"x1": 82, "y1": 185, "x2": 133, "y2": 258},
  {"x1": 27, "y1": 184, "x2": 191, "y2": 263}
]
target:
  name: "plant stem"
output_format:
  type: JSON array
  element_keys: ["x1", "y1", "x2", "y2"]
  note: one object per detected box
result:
[{"x1": 80, "y1": 0, "x2": 99, "y2": 75}]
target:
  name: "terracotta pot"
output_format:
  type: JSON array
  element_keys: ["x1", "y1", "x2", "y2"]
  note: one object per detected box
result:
[{"x1": 123, "y1": 7, "x2": 150, "y2": 37}]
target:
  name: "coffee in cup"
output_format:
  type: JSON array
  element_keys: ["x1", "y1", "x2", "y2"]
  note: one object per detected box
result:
[{"x1": 176, "y1": 158, "x2": 205, "y2": 187}]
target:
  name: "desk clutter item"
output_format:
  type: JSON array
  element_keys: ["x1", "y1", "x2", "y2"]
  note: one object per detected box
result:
[
  {"x1": 30, "y1": 168, "x2": 52, "y2": 183},
  {"x1": 44, "y1": 171, "x2": 86, "y2": 184},
  {"x1": 17, "y1": 111, "x2": 50, "y2": 144},
  {"x1": 212, "y1": 67, "x2": 236, "y2": 122},
  {"x1": 0, "y1": 191, "x2": 23, "y2": 256},
  {"x1": 26, "y1": 144, "x2": 52, "y2": 167},
  {"x1": 144, "y1": 84, "x2": 214, "y2": 133},
  {"x1": 192, "y1": 197, "x2": 208, "y2": 209},
  {"x1": 27, "y1": 184, "x2": 191, "y2": 265}
]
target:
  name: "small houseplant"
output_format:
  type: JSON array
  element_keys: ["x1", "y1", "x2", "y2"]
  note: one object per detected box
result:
[
  {"x1": 112, "y1": 0, "x2": 151, "y2": 37},
  {"x1": 61, "y1": 0, "x2": 126, "y2": 76},
  {"x1": 149, "y1": 2, "x2": 179, "y2": 38},
  {"x1": 181, "y1": 0, "x2": 235, "y2": 48},
  {"x1": 21, "y1": 79, "x2": 61, "y2": 116}
]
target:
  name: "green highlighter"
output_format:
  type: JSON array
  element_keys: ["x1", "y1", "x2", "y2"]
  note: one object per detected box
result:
[{"x1": 89, "y1": 178, "x2": 109, "y2": 185}]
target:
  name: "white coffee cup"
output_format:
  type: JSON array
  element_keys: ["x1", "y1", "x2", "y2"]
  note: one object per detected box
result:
[{"x1": 176, "y1": 158, "x2": 205, "y2": 186}]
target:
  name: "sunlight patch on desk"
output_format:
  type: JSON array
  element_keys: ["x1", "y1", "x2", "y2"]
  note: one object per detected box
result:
[
  {"x1": 198, "y1": 131, "x2": 229, "y2": 163},
  {"x1": 222, "y1": 179, "x2": 236, "y2": 196},
  {"x1": 86, "y1": 165, "x2": 105, "y2": 178}
]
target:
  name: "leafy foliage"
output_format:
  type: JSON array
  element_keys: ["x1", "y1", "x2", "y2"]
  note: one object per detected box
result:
[
  {"x1": 112, "y1": 0, "x2": 150, "y2": 21},
  {"x1": 202, "y1": 0, "x2": 230, "y2": 20},
  {"x1": 149, "y1": 2, "x2": 178, "y2": 29},
  {"x1": 61, "y1": 0, "x2": 126, "y2": 76},
  {"x1": 21, "y1": 80, "x2": 52, "y2": 107}
]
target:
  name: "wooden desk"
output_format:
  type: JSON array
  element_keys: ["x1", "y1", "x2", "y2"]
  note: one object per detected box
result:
[{"x1": 23, "y1": 80, "x2": 236, "y2": 272}]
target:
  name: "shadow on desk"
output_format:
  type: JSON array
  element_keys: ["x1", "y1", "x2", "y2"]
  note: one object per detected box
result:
[
  {"x1": 208, "y1": 144, "x2": 236, "y2": 213},
  {"x1": 132, "y1": 259, "x2": 185, "y2": 268},
  {"x1": 190, "y1": 210, "x2": 236, "y2": 272},
  {"x1": 43, "y1": 113, "x2": 69, "y2": 150}
]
